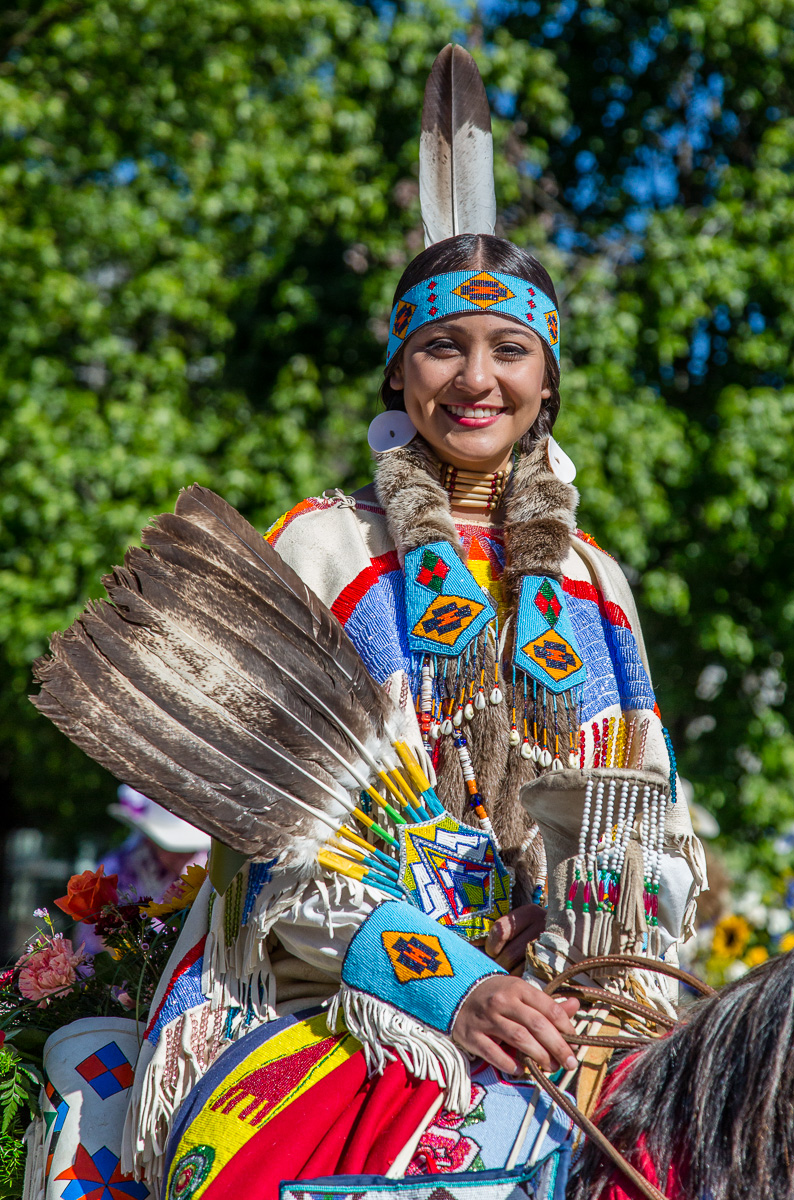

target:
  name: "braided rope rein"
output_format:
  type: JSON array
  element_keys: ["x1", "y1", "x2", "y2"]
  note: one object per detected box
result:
[{"x1": 521, "y1": 954, "x2": 716, "y2": 1200}]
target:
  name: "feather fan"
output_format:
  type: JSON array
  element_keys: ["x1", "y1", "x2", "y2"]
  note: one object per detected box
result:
[
  {"x1": 419, "y1": 43, "x2": 496, "y2": 247},
  {"x1": 31, "y1": 486, "x2": 417, "y2": 870}
]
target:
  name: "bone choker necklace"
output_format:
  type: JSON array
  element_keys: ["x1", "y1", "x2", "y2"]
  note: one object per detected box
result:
[{"x1": 438, "y1": 460, "x2": 513, "y2": 511}]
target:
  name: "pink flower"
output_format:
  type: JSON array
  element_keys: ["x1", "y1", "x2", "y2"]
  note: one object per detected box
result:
[{"x1": 17, "y1": 936, "x2": 84, "y2": 1007}]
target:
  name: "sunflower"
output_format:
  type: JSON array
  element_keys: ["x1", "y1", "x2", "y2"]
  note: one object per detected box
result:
[
  {"x1": 144, "y1": 864, "x2": 208, "y2": 919},
  {"x1": 711, "y1": 914, "x2": 752, "y2": 960},
  {"x1": 779, "y1": 931, "x2": 794, "y2": 954},
  {"x1": 743, "y1": 945, "x2": 769, "y2": 968}
]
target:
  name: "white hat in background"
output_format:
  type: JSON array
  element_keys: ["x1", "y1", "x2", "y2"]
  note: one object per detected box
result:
[{"x1": 109, "y1": 785, "x2": 212, "y2": 853}]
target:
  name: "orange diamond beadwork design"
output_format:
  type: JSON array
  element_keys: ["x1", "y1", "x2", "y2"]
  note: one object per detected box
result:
[
  {"x1": 392, "y1": 300, "x2": 417, "y2": 340},
  {"x1": 523, "y1": 628, "x2": 583, "y2": 683},
  {"x1": 452, "y1": 272, "x2": 515, "y2": 310},
  {"x1": 412, "y1": 593, "x2": 485, "y2": 647},
  {"x1": 381, "y1": 930, "x2": 454, "y2": 984},
  {"x1": 545, "y1": 309, "x2": 559, "y2": 345}
]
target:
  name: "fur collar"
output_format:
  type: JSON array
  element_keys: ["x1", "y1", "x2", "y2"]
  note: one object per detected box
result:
[{"x1": 374, "y1": 434, "x2": 578, "y2": 584}]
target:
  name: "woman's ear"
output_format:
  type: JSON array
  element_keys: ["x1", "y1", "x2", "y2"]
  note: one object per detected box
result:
[
  {"x1": 541, "y1": 385, "x2": 551, "y2": 399},
  {"x1": 389, "y1": 366, "x2": 405, "y2": 390}
]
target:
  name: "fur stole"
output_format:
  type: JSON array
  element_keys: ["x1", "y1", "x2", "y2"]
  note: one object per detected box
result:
[{"x1": 374, "y1": 436, "x2": 579, "y2": 904}]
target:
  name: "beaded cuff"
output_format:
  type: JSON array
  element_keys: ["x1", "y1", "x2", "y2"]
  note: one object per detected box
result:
[{"x1": 341, "y1": 900, "x2": 505, "y2": 1035}]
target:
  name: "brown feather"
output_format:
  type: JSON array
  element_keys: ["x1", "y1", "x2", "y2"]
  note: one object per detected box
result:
[{"x1": 31, "y1": 489, "x2": 410, "y2": 864}]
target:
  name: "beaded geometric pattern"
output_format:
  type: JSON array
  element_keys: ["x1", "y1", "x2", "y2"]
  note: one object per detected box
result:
[
  {"x1": 75, "y1": 1042, "x2": 135, "y2": 1099},
  {"x1": 381, "y1": 930, "x2": 454, "y2": 984},
  {"x1": 412, "y1": 594, "x2": 486, "y2": 646},
  {"x1": 386, "y1": 269, "x2": 561, "y2": 365},
  {"x1": 163, "y1": 1014, "x2": 359, "y2": 1200},
  {"x1": 392, "y1": 299, "x2": 417, "y2": 341},
  {"x1": 55, "y1": 1145, "x2": 150, "y2": 1200},
  {"x1": 525, "y1": 628, "x2": 583, "y2": 683},
  {"x1": 415, "y1": 549, "x2": 450, "y2": 595},
  {"x1": 281, "y1": 1161, "x2": 559, "y2": 1199},
  {"x1": 405, "y1": 541, "x2": 496, "y2": 658},
  {"x1": 144, "y1": 937, "x2": 206, "y2": 1048},
  {"x1": 514, "y1": 575, "x2": 587, "y2": 696},
  {"x1": 398, "y1": 814, "x2": 511, "y2": 942},
  {"x1": 209, "y1": 1035, "x2": 341, "y2": 1126},
  {"x1": 451, "y1": 271, "x2": 516, "y2": 310},
  {"x1": 167, "y1": 1147, "x2": 215, "y2": 1200}
]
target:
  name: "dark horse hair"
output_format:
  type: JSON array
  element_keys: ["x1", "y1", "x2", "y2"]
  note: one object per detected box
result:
[
  {"x1": 567, "y1": 951, "x2": 794, "y2": 1200},
  {"x1": 380, "y1": 234, "x2": 561, "y2": 451}
]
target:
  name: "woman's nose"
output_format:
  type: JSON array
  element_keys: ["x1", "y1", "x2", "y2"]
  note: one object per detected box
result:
[{"x1": 454, "y1": 349, "x2": 493, "y2": 394}]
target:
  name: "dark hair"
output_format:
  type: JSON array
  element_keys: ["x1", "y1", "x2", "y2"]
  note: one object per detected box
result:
[
  {"x1": 567, "y1": 951, "x2": 794, "y2": 1200},
  {"x1": 380, "y1": 234, "x2": 561, "y2": 451}
]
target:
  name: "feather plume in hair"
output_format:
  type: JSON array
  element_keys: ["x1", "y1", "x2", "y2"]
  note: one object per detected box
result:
[
  {"x1": 419, "y1": 44, "x2": 496, "y2": 247},
  {"x1": 31, "y1": 486, "x2": 417, "y2": 870}
]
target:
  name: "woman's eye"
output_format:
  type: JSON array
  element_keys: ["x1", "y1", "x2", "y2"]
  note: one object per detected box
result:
[
  {"x1": 496, "y1": 343, "x2": 528, "y2": 357},
  {"x1": 424, "y1": 339, "x2": 459, "y2": 353}
]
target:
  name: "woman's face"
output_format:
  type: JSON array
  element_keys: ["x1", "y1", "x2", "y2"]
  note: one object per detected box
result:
[{"x1": 389, "y1": 312, "x2": 550, "y2": 473}]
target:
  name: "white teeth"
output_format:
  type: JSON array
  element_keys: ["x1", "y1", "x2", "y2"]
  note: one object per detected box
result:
[{"x1": 445, "y1": 405, "x2": 503, "y2": 419}]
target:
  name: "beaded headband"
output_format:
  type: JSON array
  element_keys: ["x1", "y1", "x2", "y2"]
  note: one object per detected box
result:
[{"x1": 385, "y1": 268, "x2": 560, "y2": 366}]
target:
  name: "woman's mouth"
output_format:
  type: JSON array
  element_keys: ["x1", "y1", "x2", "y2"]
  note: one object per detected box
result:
[{"x1": 442, "y1": 404, "x2": 505, "y2": 427}]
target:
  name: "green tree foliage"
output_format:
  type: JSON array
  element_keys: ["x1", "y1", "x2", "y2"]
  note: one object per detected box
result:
[
  {"x1": 1, "y1": 0, "x2": 792, "y2": 888},
  {"x1": 0, "y1": 0, "x2": 564, "y2": 838},
  {"x1": 495, "y1": 0, "x2": 794, "y2": 881}
]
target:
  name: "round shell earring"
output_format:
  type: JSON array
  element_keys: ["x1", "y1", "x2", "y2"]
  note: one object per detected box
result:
[{"x1": 367, "y1": 410, "x2": 417, "y2": 453}]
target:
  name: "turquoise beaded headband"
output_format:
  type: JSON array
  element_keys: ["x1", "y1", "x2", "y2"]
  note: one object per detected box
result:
[{"x1": 386, "y1": 269, "x2": 560, "y2": 366}]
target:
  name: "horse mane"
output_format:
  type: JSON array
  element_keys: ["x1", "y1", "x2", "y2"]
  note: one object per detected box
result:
[{"x1": 567, "y1": 950, "x2": 794, "y2": 1200}]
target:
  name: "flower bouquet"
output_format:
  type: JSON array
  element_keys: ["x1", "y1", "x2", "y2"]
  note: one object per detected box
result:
[{"x1": 0, "y1": 863, "x2": 206, "y2": 1198}]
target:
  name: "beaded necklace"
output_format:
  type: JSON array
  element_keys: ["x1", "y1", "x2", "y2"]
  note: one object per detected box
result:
[{"x1": 438, "y1": 460, "x2": 513, "y2": 512}]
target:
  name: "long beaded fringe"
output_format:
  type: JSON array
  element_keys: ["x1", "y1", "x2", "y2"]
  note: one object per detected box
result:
[{"x1": 565, "y1": 715, "x2": 670, "y2": 958}]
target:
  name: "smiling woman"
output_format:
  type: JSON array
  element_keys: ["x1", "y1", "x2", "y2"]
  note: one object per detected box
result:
[
  {"x1": 80, "y1": 46, "x2": 706, "y2": 1200},
  {"x1": 390, "y1": 310, "x2": 549, "y2": 475},
  {"x1": 261, "y1": 226, "x2": 703, "y2": 1066},
  {"x1": 241, "y1": 218, "x2": 705, "y2": 1189}
]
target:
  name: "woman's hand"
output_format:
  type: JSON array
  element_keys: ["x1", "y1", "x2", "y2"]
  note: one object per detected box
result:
[
  {"x1": 484, "y1": 903, "x2": 546, "y2": 970},
  {"x1": 453, "y1": 974, "x2": 580, "y2": 1075}
]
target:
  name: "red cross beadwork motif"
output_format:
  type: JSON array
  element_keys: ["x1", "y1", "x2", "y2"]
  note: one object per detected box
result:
[
  {"x1": 416, "y1": 550, "x2": 450, "y2": 595},
  {"x1": 534, "y1": 579, "x2": 562, "y2": 628}
]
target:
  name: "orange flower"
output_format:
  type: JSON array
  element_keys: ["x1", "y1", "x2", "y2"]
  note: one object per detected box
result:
[{"x1": 55, "y1": 865, "x2": 119, "y2": 924}]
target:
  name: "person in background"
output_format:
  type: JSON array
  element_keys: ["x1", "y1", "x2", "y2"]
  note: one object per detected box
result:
[
  {"x1": 104, "y1": 784, "x2": 211, "y2": 900},
  {"x1": 81, "y1": 785, "x2": 210, "y2": 954}
]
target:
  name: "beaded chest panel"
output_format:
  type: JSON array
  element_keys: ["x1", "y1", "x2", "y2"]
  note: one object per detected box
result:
[{"x1": 398, "y1": 814, "x2": 512, "y2": 942}]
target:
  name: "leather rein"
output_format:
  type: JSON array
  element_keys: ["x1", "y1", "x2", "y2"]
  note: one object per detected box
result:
[{"x1": 526, "y1": 954, "x2": 716, "y2": 1200}]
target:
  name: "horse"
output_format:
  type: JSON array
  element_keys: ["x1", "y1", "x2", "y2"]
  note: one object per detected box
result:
[{"x1": 567, "y1": 949, "x2": 794, "y2": 1200}]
